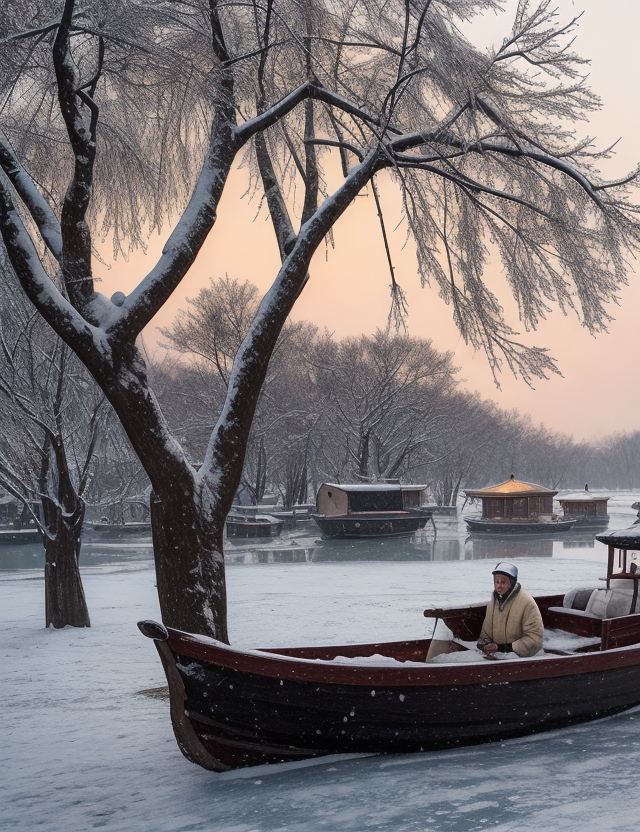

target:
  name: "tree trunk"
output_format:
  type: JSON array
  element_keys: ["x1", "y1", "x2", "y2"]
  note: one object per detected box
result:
[
  {"x1": 150, "y1": 481, "x2": 229, "y2": 643},
  {"x1": 358, "y1": 430, "x2": 370, "y2": 479},
  {"x1": 44, "y1": 501, "x2": 90, "y2": 628}
]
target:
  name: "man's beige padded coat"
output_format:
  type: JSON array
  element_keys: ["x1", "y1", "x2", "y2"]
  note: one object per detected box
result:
[{"x1": 478, "y1": 585, "x2": 544, "y2": 657}]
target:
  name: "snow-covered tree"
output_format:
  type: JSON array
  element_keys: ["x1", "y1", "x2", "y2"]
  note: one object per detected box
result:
[
  {"x1": 1, "y1": 0, "x2": 638, "y2": 640},
  {"x1": 313, "y1": 329, "x2": 458, "y2": 481},
  {"x1": 161, "y1": 276, "x2": 319, "y2": 506},
  {"x1": 0, "y1": 264, "x2": 107, "y2": 627}
]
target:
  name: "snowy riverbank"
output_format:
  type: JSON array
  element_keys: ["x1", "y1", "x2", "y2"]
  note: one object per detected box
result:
[{"x1": 3, "y1": 556, "x2": 640, "y2": 831}]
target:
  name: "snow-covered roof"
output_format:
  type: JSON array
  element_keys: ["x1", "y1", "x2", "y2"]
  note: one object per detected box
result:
[
  {"x1": 559, "y1": 487, "x2": 610, "y2": 503},
  {"x1": 320, "y1": 483, "x2": 427, "y2": 493},
  {"x1": 464, "y1": 475, "x2": 556, "y2": 498},
  {"x1": 596, "y1": 522, "x2": 640, "y2": 549}
]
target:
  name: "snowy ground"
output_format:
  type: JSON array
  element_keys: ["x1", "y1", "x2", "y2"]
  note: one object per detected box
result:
[{"x1": 4, "y1": 548, "x2": 640, "y2": 832}]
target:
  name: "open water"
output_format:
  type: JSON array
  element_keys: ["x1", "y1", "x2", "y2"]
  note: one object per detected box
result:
[{"x1": 2, "y1": 489, "x2": 638, "y2": 574}]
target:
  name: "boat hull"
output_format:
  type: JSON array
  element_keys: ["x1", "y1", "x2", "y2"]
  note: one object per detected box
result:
[
  {"x1": 562, "y1": 514, "x2": 610, "y2": 528},
  {"x1": 464, "y1": 516, "x2": 576, "y2": 534},
  {"x1": 226, "y1": 519, "x2": 283, "y2": 539},
  {"x1": 139, "y1": 616, "x2": 640, "y2": 771},
  {"x1": 85, "y1": 522, "x2": 151, "y2": 538},
  {"x1": 312, "y1": 511, "x2": 431, "y2": 538},
  {"x1": 0, "y1": 528, "x2": 42, "y2": 545},
  {"x1": 180, "y1": 654, "x2": 640, "y2": 769}
]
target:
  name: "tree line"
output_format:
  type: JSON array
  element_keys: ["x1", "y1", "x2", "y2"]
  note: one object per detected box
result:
[{"x1": 154, "y1": 275, "x2": 640, "y2": 503}]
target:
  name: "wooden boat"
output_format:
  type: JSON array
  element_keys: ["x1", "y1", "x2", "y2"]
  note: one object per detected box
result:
[
  {"x1": 558, "y1": 486, "x2": 610, "y2": 528},
  {"x1": 138, "y1": 522, "x2": 640, "y2": 771},
  {"x1": 312, "y1": 483, "x2": 432, "y2": 538},
  {"x1": 463, "y1": 476, "x2": 576, "y2": 534},
  {"x1": 84, "y1": 521, "x2": 152, "y2": 538},
  {"x1": 0, "y1": 527, "x2": 43, "y2": 545},
  {"x1": 226, "y1": 514, "x2": 284, "y2": 539}
]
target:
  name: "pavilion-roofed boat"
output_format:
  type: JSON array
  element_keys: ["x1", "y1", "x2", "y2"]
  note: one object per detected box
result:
[
  {"x1": 558, "y1": 485, "x2": 610, "y2": 528},
  {"x1": 312, "y1": 483, "x2": 432, "y2": 538},
  {"x1": 139, "y1": 521, "x2": 640, "y2": 771},
  {"x1": 463, "y1": 475, "x2": 575, "y2": 534}
]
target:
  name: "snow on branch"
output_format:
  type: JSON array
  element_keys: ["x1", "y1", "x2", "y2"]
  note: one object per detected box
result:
[
  {"x1": 0, "y1": 179, "x2": 104, "y2": 356},
  {"x1": 0, "y1": 132, "x2": 63, "y2": 261},
  {"x1": 235, "y1": 82, "x2": 381, "y2": 144}
]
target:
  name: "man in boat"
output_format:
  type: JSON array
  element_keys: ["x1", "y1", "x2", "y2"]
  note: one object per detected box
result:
[{"x1": 477, "y1": 563, "x2": 544, "y2": 658}]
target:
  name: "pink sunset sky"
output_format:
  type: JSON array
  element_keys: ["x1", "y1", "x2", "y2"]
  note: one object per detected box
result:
[{"x1": 99, "y1": 0, "x2": 640, "y2": 443}]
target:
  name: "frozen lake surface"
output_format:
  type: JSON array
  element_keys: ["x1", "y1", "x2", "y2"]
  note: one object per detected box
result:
[{"x1": 2, "y1": 491, "x2": 640, "y2": 831}]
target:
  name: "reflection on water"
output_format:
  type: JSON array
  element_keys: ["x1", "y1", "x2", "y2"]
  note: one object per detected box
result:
[
  {"x1": 465, "y1": 536, "x2": 554, "y2": 560},
  {"x1": 0, "y1": 538, "x2": 153, "y2": 571},
  {"x1": 563, "y1": 539, "x2": 595, "y2": 549},
  {"x1": 1, "y1": 489, "x2": 638, "y2": 571}
]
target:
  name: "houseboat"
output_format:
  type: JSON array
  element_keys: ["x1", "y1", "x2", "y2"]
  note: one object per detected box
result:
[
  {"x1": 312, "y1": 483, "x2": 432, "y2": 538},
  {"x1": 558, "y1": 486, "x2": 610, "y2": 528},
  {"x1": 463, "y1": 475, "x2": 575, "y2": 534}
]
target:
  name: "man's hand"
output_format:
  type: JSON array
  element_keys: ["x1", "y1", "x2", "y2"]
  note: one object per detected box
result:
[{"x1": 481, "y1": 641, "x2": 499, "y2": 656}]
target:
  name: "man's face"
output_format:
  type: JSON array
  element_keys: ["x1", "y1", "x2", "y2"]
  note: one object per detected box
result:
[{"x1": 493, "y1": 573, "x2": 512, "y2": 595}]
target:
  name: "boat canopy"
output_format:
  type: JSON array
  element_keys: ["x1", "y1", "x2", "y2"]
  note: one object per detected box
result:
[
  {"x1": 464, "y1": 474, "x2": 557, "y2": 499},
  {"x1": 597, "y1": 523, "x2": 640, "y2": 550}
]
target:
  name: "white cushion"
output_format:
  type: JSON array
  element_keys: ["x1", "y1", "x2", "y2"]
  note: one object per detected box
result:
[{"x1": 585, "y1": 588, "x2": 612, "y2": 618}]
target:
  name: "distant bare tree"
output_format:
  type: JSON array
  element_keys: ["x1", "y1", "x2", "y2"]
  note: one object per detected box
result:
[
  {"x1": 162, "y1": 276, "x2": 261, "y2": 386},
  {"x1": 313, "y1": 330, "x2": 458, "y2": 481},
  {"x1": 1, "y1": 0, "x2": 638, "y2": 641},
  {"x1": 418, "y1": 392, "x2": 503, "y2": 506},
  {"x1": 162, "y1": 276, "x2": 318, "y2": 505},
  {"x1": 0, "y1": 266, "x2": 106, "y2": 627}
]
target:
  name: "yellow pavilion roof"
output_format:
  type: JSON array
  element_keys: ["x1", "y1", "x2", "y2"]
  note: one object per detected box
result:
[{"x1": 463, "y1": 475, "x2": 557, "y2": 499}]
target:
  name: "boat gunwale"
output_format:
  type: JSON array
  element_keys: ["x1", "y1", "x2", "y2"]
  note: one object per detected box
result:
[{"x1": 166, "y1": 625, "x2": 640, "y2": 689}]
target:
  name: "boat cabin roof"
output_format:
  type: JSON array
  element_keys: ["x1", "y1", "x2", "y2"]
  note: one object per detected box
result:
[
  {"x1": 559, "y1": 485, "x2": 609, "y2": 503},
  {"x1": 464, "y1": 474, "x2": 556, "y2": 499},
  {"x1": 320, "y1": 482, "x2": 427, "y2": 494},
  {"x1": 597, "y1": 523, "x2": 640, "y2": 550}
]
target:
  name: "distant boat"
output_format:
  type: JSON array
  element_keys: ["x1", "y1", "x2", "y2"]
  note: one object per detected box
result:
[
  {"x1": 230, "y1": 503, "x2": 314, "y2": 529},
  {"x1": 312, "y1": 483, "x2": 432, "y2": 538},
  {"x1": 226, "y1": 514, "x2": 283, "y2": 539},
  {"x1": 558, "y1": 486, "x2": 610, "y2": 528},
  {"x1": 0, "y1": 498, "x2": 43, "y2": 545},
  {"x1": 463, "y1": 476, "x2": 575, "y2": 534},
  {"x1": 266, "y1": 504, "x2": 315, "y2": 528},
  {"x1": 0, "y1": 527, "x2": 42, "y2": 545},
  {"x1": 84, "y1": 521, "x2": 151, "y2": 538},
  {"x1": 426, "y1": 505, "x2": 457, "y2": 517}
]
